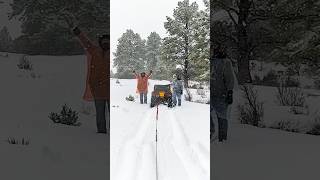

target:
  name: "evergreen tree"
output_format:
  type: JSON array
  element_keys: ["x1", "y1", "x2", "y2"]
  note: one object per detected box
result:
[
  {"x1": 162, "y1": 0, "x2": 206, "y2": 87},
  {"x1": 191, "y1": 0, "x2": 210, "y2": 82},
  {"x1": 113, "y1": 29, "x2": 146, "y2": 79},
  {"x1": 0, "y1": 26, "x2": 13, "y2": 52},
  {"x1": 211, "y1": 0, "x2": 320, "y2": 82},
  {"x1": 145, "y1": 32, "x2": 162, "y2": 78},
  {"x1": 266, "y1": 0, "x2": 320, "y2": 76},
  {"x1": 9, "y1": 0, "x2": 109, "y2": 55}
]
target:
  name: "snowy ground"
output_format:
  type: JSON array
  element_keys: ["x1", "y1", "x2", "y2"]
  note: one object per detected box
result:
[
  {"x1": 110, "y1": 79, "x2": 210, "y2": 180},
  {"x1": 0, "y1": 54, "x2": 108, "y2": 179},
  {"x1": 212, "y1": 85, "x2": 320, "y2": 180}
]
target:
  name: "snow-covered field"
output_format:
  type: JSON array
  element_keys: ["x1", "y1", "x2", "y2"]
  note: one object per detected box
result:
[
  {"x1": 0, "y1": 54, "x2": 108, "y2": 179},
  {"x1": 212, "y1": 84, "x2": 320, "y2": 180},
  {"x1": 110, "y1": 79, "x2": 210, "y2": 180}
]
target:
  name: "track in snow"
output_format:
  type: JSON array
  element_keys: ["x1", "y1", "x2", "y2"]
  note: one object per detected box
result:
[{"x1": 111, "y1": 105, "x2": 209, "y2": 180}]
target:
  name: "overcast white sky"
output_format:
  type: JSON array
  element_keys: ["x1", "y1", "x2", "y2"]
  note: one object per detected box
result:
[{"x1": 110, "y1": 0, "x2": 206, "y2": 67}]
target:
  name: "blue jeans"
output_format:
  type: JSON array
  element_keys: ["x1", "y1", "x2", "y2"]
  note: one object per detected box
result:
[
  {"x1": 172, "y1": 91, "x2": 182, "y2": 106},
  {"x1": 140, "y1": 93, "x2": 147, "y2": 104}
]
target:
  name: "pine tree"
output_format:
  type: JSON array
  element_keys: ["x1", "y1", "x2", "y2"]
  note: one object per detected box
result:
[
  {"x1": 191, "y1": 0, "x2": 210, "y2": 82},
  {"x1": 9, "y1": 0, "x2": 109, "y2": 55},
  {"x1": 113, "y1": 29, "x2": 146, "y2": 79},
  {"x1": 211, "y1": 0, "x2": 320, "y2": 82},
  {"x1": 162, "y1": 0, "x2": 205, "y2": 87},
  {"x1": 145, "y1": 32, "x2": 162, "y2": 78}
]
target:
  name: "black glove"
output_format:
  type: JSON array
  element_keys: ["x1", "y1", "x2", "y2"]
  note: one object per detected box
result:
[
  {"x1": 150, "y1": 70, "x2": 153, "y2": 74},
  {"x1": 226, "y1": 90, "x2": 233, "y2": 104},
  {"x1": 73, "y1": 26, "x2": 81, "y2": 36}
]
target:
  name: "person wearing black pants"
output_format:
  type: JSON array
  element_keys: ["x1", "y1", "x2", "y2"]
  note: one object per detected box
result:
[
  {"x1": 94, "y1": 100, "x2": 110, "y2": 134},
  {"x1": 211, "y1": 44, "x2": 234, "y2": 142}
]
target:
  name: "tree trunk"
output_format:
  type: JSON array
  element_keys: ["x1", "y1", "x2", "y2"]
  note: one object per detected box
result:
[
  {"x1": 184, "y1": 22, "x2": 190, "y2": 88},
  {"x1": 237, "y1": 0, "x2": 252, "y2": 84}
]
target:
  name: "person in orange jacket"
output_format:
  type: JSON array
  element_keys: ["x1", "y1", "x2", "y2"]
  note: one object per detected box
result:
[
  {"x1": 133, "y1": 70, "x2": 152, "y2": 104},
  {"x1": 73, "y1": 26, "x2": 110, "y2": 134}
]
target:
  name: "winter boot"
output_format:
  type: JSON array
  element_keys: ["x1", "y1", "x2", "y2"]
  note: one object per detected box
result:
[
  {"x1": 218, "y1": 118, "x2": 228, "y2": 141},
  {"x1": 223, "y1": 118, "x2": 228, "y2": 140},
  {"x1": 218, "y1": 118, "x2": 223, "y2": 142},
  {"x1": 178, "y1": 99, "x2": 181, "y2": 106}
]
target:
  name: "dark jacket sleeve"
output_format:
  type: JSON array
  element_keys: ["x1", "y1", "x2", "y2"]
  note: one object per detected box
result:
[{"x1": 224, "y1": 59, "x2": 235, "y2": 91}]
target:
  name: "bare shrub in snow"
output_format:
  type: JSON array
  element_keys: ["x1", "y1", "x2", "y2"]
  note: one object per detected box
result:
[
  {"x1": 184, "y1": 88, "x2": 192, "y2": 101},
  {"x1": 270, "y1": 119, "x2": 301, "y2": 133},
  {"x1": 238, "y1": 85, "x2": 264, "y2": 127},
  {"x1": 17, "y1": 55, "x2": 33, "y2": 71},
  {"x1": 49, "y1": 104, "x2": 80, "y2": 126},
  {"x1": 7, "y1": 137, "x2": 30, "y2": 145},
  {"x1": 289, "y1": 106, "x2": 309, "y2": 115},
  {"x1": 276, "y1": 86, "x2": 305, "y2": 107},
  {"x1": 125, "y1": 95, "x2": 135, "y2": 101}
]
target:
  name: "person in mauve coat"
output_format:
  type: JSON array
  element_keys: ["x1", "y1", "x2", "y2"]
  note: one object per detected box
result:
[
  {"x1": 133, "y1": 70, "x2": 152, "y2": 104},
  {"x1": 73, "y1": 26, "x2": 110, "y2": 134}
]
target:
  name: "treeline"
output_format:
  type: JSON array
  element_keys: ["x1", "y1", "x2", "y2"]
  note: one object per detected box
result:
[
  {"x1": 0, "y1": 0, "x2": 109, "y2": 55},
  {"x1": 211, "y1": 0, "x2": 320, "y2": 83},
  {"x1": 113, "y1": 0, "x2": 210, "y2": 85}
]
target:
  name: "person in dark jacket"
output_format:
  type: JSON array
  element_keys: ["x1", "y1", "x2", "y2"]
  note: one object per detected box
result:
[
  {"x1": 171, "y1": 74, "x2": 183, "y2": 106},
  {"x1": 210, "y1": 44, "x2": 234, "y2": 142}
]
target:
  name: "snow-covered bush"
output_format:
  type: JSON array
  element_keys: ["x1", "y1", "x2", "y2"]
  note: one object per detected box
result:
[
  {"x1": 314, "y1": 79, "x2": 320, "y2": 90},
  {"x1": 30, "y1": 71, "x2": 41, "y2": 79},
  {"x1": 49, "y1": 104, "x2": 80, "y2": 126},
  {"x1": 125, "y1": 95, "x2": 135, "y2": 101},
  {"x1": 184, "y1": 88, "x2": 193, "y2": 102},
  {"x1": 238, "y1": 85, "x2": 264, "y2": 127},
  {"x1": 17, "y1": 55, "x2": 33, "y2": 71},
  {"x1": 270, "y1": 119, "x2": 301, "y2": 133},
  {"x1": 0, "y1": 52, "x2": 8, "y2": 57},
  {"x1": 196, "y1": 88, "x2": 206, "y2": 96},
  {"x1": 253, "y1": 70, "x2": 279, "y2": 87},
  {"x1": 7, "y1": 137, "x2": 30, "y2": 145},
  {"x1": 307, "y1": 116, "x2": 320, "y2": 135},
  {"x1": 281, "y1": 75, "x2": 300, "y2": 87}
]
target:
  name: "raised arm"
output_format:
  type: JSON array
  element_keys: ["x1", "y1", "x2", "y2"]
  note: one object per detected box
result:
[
  {"x1": 133, "y1": 70, "x2": 139, "y2": 78},
  {"x1": 73, "y1": 27, "x2": 95, "y2": 54},
  {"x1": 147, "y1": 70, "x2": 153, "y2": 78}
]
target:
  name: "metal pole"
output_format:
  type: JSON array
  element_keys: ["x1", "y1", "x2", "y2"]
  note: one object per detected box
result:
[{"x1": 156, "y1": 104, "x2": 159, "y2": 180}]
